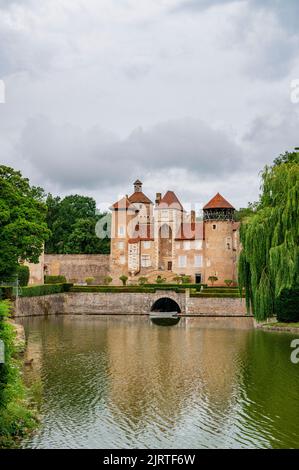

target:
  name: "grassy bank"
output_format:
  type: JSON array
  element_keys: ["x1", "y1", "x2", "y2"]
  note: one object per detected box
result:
[
  {"x1": 0, "y1": 301, "x2": 38, "y2": 448},
  {"x1": 258, "y1": 321, "x2": 299, "y2": 333}
]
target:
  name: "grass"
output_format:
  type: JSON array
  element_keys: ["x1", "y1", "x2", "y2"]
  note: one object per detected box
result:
[{"x1": 262, "y1": 322, "x2": 299, "y2": 329}]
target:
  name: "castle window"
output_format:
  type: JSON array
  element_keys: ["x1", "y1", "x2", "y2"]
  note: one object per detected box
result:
[
  {"x1": 119, "y1": 255, "x2": 126, "y2": 265},
  {"x1": 194, "y1": 255, "x2": 202, "y2": 267},
  {"x1": 143, "y1": 241, "x2": 151, "y2": 249},
  {"x1": 183, "y1": 241, "x2": 191, "y2": 250},
  {"x1": 118, "y1": 225, "x2": 125, "y2": 237},
  {"x1": 194, "y1": 240, "x2": 202, "y2": 250},
  {"x1": 141, "y1": 255, "x2": 151, "y2": 267},
  {"x1": 212, "y1": 224, "x2": 217, "y2": 230},
  {"x1": 178, "y1": 255, "x2": 187, "y2": 268},
  {"x1": 118, "y1": 241, "x2": 125, "y2": 250}
]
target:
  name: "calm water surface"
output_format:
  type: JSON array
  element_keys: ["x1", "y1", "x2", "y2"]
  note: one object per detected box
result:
[{"x1": 17, "y1": 315, "x2": 299, "y2": 449}]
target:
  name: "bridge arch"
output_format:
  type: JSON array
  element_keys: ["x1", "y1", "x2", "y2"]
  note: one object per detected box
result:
[{"x1": 150, "y1": 297, "x2": 181, "y2": 313}]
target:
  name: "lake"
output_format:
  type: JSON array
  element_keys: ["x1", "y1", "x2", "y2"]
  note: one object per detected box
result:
[{"x1": 17, "y1": 315, "x2": 299, "y2": 449}]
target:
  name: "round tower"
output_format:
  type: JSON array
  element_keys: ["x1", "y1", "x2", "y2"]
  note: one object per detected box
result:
[{"x1": 203, "y1": 193, "x2": 237, "y2": 286}]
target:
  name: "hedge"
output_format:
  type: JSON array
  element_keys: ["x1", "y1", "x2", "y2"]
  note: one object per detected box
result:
[
  {"x1": 276, "y1": 288, "x2": 299, "y2": 323},
  {"x1": 44, "y1": 275, "x2": 67, "y2": 284},
  {"x1": 19, "y1": 283, "x2": 73, "y2": 298},
  {"x1": 70, "y1": 285, "x2": 185, "y2": 294}
]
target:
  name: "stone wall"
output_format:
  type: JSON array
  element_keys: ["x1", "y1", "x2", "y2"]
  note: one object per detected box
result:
[
  {"x1": 14, "y1": 294, "x2": 65, "y2": 317},
  {"x1": 187, "y1": 296, "x2": 247, "y2": 316},
  {"x1": 44, "y1": 254, "x2": 110, "y2": 283},
  {"x1": 13, "y1": 290, "x2": 249, "y2": 318},
  {"x1": 63, "y1": 290, "x2": 186, "y2": 315},
  {"x1": 25, "y1": 253, "x2": 44, "y2": 285}
]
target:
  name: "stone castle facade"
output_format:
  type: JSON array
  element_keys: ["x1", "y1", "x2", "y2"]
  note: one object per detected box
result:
[{"x1": 110, "y1": 180, "x2": 240, "y2": 285}]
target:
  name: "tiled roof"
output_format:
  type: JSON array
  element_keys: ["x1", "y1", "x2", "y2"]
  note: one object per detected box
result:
[
  {"x1": 110, "y1": 196, "x2": 134, "y2": 210},
  {"x1": 157, "y1": 191, "x2": 184, "y2": 210},
  {"x1": 203, "y1": 193, "x2": 235, "y2": 210},
  {"x1": 175, "y1": 222, "x2": 204, "y2": 240},
  {"x1": 128, "y1": 191, "x2": 153, "y2": 204}
]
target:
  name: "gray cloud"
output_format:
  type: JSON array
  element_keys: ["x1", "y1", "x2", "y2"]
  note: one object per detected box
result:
[
  {"x1": 18, "y1": 116, "x2": 244, "y2": 190},
  {"x1": 0, "y1": 0, "x2": 298, "y2": 210}
]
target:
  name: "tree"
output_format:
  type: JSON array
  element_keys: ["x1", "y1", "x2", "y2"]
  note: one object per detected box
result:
[
  {"x1": 119, "y1": 275, "x2": 128, "y2": 286},
  {"x1": 45, "y1": 194, "x2": 110, "y2": 254},
  {"x1": 208, "y1": 276, "x2": 218, "y2": 286},
  {"x1": 0, "y1": 166, "x2": 50, "y2": 278},
  {"x1": 238, "y1": 151, "x2": 299, "y2": 321}
]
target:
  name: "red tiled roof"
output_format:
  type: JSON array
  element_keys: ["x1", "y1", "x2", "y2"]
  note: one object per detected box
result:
[
  {"x1": 128, "y1": 191, "x2": 153, "y2": 204},
  {"x1": 110, "y1": 196, "x2": 134, "y2": 210},
  {"x1": 175, "y1": 222, "x2": 204, "y2": 240},
  {"x1": 203, "y1": 193, "x2": 235, "y2": 210},
  {"x1": 157, "y1": 191, "x2": 184, "y2": 210}
]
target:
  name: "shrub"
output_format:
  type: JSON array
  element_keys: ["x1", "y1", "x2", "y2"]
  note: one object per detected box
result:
[
  {"x1": 44, "y1": 275, "x2": 67, "y2": 284},
  {"x1": 181, "y1": 275, "x2": 191, "y2": 284},
  {"x1": 208, "y1": 276, "x2": 218, "y2": 286},
  {"x1": 85, "y1": 277, "x2": 95, "y2": 285},
  {"x1": 17, "y1": 265, "x2": 30, "y2": 287},
  {"x1": 156, "y1": 275, "x2": 166, "y2": 284},
  {"x1": 119, "y1": 275, "x2": 128, "y2": 286},
  {"x1": 103, "y1": 276, "x2": 113, "y2": 286},
  {"x1": 138, "y1": 277, "x2": 148, "y2": 286},
  {"x1": 224, "y1": 279, "x2": 233, "y2": 287},
  {"x1": 0, "y1": 287, "x2": 14, "y2": 300},
  {"x1": 276, "y1": 288, "x2": 299, "y2": 323},
  {"x1": 172, "y1": 275, "x2": 182, "y2": 284},
  {"x1": 19, "y1": 283, "x2": 73, "y2": 297}
]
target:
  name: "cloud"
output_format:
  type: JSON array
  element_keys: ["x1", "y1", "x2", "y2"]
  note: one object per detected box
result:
[{"x1": 18, "y1": 116, "x2": 244, "y2": 192}]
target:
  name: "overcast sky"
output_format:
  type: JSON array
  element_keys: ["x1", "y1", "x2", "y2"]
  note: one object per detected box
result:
[{"x1": 1, "y1": 0, "x2": 299, "y2": 211}]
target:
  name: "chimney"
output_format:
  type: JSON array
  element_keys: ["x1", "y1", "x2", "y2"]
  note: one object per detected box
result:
[
  {"x1": 190, "y1": 210, "x2": 196, "y2": 224},
  {"x1": 134, "y1": 179, "x2": 142, "y2": 193},
  {"x1": 155, "y1": 192, "x2": 161, "y2": 204}
]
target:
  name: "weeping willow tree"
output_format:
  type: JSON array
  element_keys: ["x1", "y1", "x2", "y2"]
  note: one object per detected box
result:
[{"x1": 238, "y1": 151, "x2": 299, "y2": 321}]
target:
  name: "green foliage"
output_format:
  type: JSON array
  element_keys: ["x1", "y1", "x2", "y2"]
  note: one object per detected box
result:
[
  {"x1": 19, "y1": 283, "x2": 72, "y2": 297},
  {"x1": 156, "y1": 275, "x2": 166, "y2": 284},
  {"x1": 239, "y1": 151, "x2": 299, "y2": 321},
  {"x1": 138, "y1": 277, "x2": 148, "y2": 286},
  {"x1": 208, "y1": 276, "x2": 218, "y2": 286},
  {"x1": 276, "y1": 288, "x2": 299, "y2": 323},
  {"x1": 44, "y1": 275, "x2": 67, "y2": 284},
  {"x1": 172, "y1": 275, "x2": 182, "y2": 284},
  {"x1": 0, "y1": 287, "x2": 14, "y2": 301},
  {"x1": 16, "y1": 265, "x2": 30, "y2": 287},
  {"x1": 103, "y1": 275, "x2": 113, "y2": 286},
  {"x1": 119, "y1": 275, "x2": 128, "y2": 286},
  {"x1": 45, "y1": 194, "x2": 110, "y2": 255},
  {"x1": 181, "y1": 275, "x2": 191, "y2": 284},
  {"x1": 224, "y1": 279, "x2": 233, "y2": 287},
  {"x1": 0, "y1": 166, "x2": 50, "y2": 278},
  {"x1": 0, "y1": 301, "x2": 38, "y2": 447},
  {"x1": 70, "y1": 285, "x2": 185, "y2": 293},
  {"x1": 85, "y1": 277, "x2": 95, "y2": 285}
]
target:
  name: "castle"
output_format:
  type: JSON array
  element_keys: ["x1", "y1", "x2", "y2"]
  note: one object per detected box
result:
[{"x1": 110, "y1": 180, "x2": 240, "y2": 285}]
